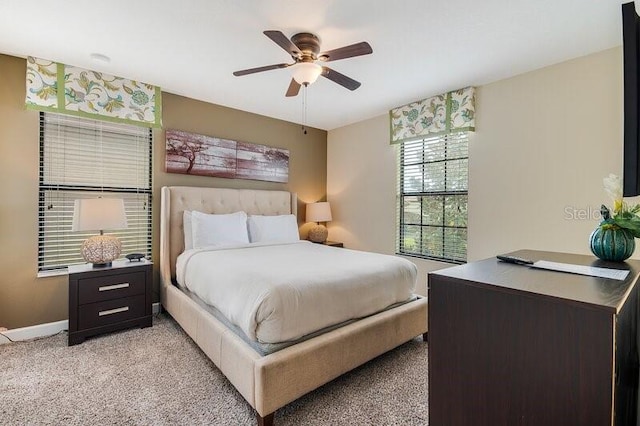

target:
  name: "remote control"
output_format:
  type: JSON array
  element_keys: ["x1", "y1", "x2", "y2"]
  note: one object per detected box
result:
[{"x1": 496, "y1": 255, "x2": 534, "y2": 265}]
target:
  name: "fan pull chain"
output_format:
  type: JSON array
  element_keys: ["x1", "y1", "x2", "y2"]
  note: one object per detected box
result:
[{"x1": 302, "y1": 83, "x2": 308, "y2": 135}]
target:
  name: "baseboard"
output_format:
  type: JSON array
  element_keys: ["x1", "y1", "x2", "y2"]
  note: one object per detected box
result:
[
  {"x1": 0, "y1": 319, "x2": 68, "y2": 345},
  {"x1": 0, "y1": 302, "x2": 162, "y2": 345}
]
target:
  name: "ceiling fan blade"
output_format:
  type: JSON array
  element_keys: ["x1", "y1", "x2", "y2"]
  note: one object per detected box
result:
[
  {"x1": 318, "y1": 42, "x2": 372, "y2": 62},
  {"x1": 285, "y1": 79, "x2": 301, "y2": 97},
  {"x1": 321, "y1": 67, "x2": 361, "y2": 91},
  {"x1": 264, "y1": 30, "x2": 302, "y2": 57},
  {"x1": 233, "y1": 63, "x2": 290, "y2": 76}
]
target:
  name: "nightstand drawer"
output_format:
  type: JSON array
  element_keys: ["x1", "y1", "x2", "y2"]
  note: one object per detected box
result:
[
  {"x1": 69, "y1": 260, "x2": 152, "y2": 345},
  {"x1": 78, "y1": 271, "x2": 146, "y2": 304},
  {"x1": 78, "y1": 295, "x2": 146, "y2": 329}
]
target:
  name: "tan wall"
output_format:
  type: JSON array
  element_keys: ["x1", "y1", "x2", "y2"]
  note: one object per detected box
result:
[
  {"x1": 0, "y1": 54, "x2": 327, "y2": 329},
  {"x1": 0, "y1": 55, "x2": 67, "y2": 329},
  {"x1": 327, "y1": 47, "x2": 627, "y2": 295}
]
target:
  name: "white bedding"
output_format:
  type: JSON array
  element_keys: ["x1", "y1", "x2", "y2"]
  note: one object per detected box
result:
[{"x1": 176, "y1": 241, "x2": 417, "y2": 344}]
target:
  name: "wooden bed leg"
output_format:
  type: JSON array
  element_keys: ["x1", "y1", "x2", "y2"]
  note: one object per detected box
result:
[
  {"x1": 423, "y1": 332, "x2": 428, "y2": 342},
  {"x1": 257, "y1": 412, "x2": 274, "y2": 426}
]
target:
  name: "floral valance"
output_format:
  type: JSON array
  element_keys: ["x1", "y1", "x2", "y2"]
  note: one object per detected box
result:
[
  {"x1": 25, "y1": 57, "x2": 161, "y2": 128},
  {"x1": 389, "y1": 86, "x2": 475, "y2": 144}
]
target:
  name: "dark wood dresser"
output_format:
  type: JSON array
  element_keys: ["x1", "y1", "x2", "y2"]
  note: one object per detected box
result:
[
  {"x1": 68, "y1": 259, "x2": 152, "y2": 345},
  {"x1": 428, "y1": 250, "x2": 639, "y2": 426}
]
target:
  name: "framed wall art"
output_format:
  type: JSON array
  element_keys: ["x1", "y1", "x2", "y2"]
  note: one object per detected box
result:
[{"x1": 165, "y1": 129, "x2": 289, "y2": 183}]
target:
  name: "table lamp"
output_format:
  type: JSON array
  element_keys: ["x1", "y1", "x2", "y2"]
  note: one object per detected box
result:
[
  {"x1": 72, "y1": 198, "x2": 128, "y2": 266},
  {"x1": 306, "y1": 202, "x2": 332, "y2": 243}
]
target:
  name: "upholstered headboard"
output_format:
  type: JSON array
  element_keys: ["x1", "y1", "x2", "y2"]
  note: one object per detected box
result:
[{"x1": 160, "y1": 186, "x2": 296, "y2": 283}]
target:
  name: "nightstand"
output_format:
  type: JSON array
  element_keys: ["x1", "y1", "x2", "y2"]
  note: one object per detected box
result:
[
  {"x1": 68, "y1": 259, "x2": 152, "y2": 346},
  {"x1": 319, "y1": 240, "x2": 344, "y2": 248}
]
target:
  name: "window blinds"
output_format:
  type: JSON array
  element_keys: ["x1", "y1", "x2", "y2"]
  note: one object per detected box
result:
[
  {"x1": 38, "y1": 112, "x2": 153, "y2": 272},
  {"x1": 397, "y1": 132, "x2": 468, "y2": 263}
]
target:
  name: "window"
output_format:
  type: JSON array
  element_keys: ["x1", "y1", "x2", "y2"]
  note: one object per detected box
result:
[
  {"x1": 397, "y1": 132, "x2": 468, "y2": 263},
  {"x1": 38, "y1": 112, "x2": 153, "y2": 272}
]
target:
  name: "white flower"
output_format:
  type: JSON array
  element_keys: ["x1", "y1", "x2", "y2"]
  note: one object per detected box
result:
[
  {"x1": 603, "y1": 173, "x2": 623, "y2": 213},
  {"x1": 604, "y1": 173, "x2": 622, "y2": 200}
]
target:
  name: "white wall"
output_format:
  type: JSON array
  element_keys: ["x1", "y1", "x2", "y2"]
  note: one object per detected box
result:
[
  {"x1": 327, "y1": 47, "x2": 631, "y2": 295},
  {"x1": 327, "y1": 114, "x2": 451, "y2": 297}
]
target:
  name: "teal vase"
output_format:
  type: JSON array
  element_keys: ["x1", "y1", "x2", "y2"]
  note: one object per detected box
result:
[{"x1": 589, "y1": 225, "x2": 635, "y2": 262}]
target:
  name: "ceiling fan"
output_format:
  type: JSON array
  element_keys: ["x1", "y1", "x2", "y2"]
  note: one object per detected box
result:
[{"x1": 233, "y1": 30, "x2": 373, "y2": 97}]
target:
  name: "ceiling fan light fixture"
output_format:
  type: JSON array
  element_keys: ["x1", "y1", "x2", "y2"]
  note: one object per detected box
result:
[
  {"x1": 233, "y1": 30, "x2": 371, "y2": 96},
  {"x1": 291, "y1": 62, "x2": 322, "y2": 85}
]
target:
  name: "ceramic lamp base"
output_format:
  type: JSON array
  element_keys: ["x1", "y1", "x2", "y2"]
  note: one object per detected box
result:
[
  {"x1": 81, "y1": 234, "x2": 122, "y2": 266},
  {"x1": 309, "y1": 224, "x2": 328, "y2": 243}
]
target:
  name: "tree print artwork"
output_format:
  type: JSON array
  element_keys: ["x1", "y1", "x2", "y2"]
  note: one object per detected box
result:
[{"x1": 165, "y1": 129, "x2": 289, "y2": 183}]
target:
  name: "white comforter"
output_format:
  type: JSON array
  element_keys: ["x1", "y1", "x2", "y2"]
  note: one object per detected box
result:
[{"x1": 176, "y1": 241, "x2": 417, "y2": 344}]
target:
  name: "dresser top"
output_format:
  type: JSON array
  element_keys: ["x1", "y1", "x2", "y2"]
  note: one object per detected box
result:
[
  {"x1": 68, "y1": 258, "x2": 152, "y2": 275},
  {"x1": 430, "y1": 250, "x2": 640, "y2": 313}
]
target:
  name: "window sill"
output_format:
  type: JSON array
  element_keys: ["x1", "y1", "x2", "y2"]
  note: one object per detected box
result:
[
  {"x1": 396, "y1": 251, "x2": 466, "y2": 265},
  {"x1": 37, "y1": 268, "x2": 69, "y2": 278}
]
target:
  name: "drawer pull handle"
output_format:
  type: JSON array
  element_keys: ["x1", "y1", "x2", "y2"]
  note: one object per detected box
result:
[
  {"x1": 98, "y1": 283, "x2": 130, "y2": 292},
  {"x1": 98, "y1": 306, "x2": 129, "y2": 316}
]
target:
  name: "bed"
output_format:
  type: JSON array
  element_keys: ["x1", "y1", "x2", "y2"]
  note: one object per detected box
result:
[{"x1": 159, "y1": 186, "x2": 428, "y2": 425}]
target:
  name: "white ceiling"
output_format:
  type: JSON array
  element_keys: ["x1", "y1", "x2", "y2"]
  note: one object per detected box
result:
[{"x1": 0, "y1": 0, "x2": 628, "y2": 130}]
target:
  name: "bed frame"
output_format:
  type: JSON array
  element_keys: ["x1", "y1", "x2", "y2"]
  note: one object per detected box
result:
[{"x1": 159, "y1": 186, "x2": 428, "y2": 425}]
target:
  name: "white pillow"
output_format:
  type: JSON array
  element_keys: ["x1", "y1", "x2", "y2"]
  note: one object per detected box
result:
[
  {"x1": 247, "y1": 214, "x2": 300, "y2": 243},
  {"x1": 183, "y1": 211, "x2": 193, "y2": 250},
  {"x1": 191, "y1": 210, "x2": 249, "y2": 248}
]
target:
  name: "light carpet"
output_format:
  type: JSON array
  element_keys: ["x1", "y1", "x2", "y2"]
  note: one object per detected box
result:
[{"x1": 0, "y1": 314, "x2": 428, "y2": 425}]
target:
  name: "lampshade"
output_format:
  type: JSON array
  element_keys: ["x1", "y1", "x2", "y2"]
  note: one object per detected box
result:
[
  {"x1": 291, "y1": 62, "x2": 322, "y2": 85},
  {"x1": 306, "y1": 202, "x2": 332, "y2": 223},
  {"x1": 306, "y1": 202, "x2": 331, "y2": 243},
  {"x1": 72, "y1": 198, "x2": 127, "y2": 232},
  {"x1": 72, "y1": 198, "x2": 127, "y2": 266}
]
